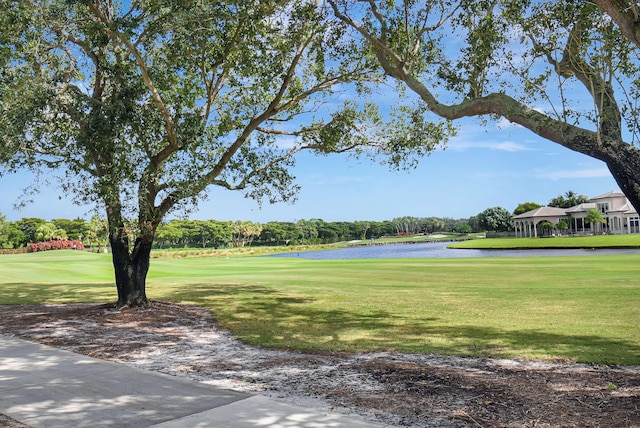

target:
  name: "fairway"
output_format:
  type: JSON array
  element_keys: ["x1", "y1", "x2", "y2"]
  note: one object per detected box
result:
[{"x1": 1, "y1": 250, "x2": 639, "y2": 364}]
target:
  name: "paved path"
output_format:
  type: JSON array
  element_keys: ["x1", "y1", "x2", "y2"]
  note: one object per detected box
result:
[{"x1": 0, "y1": 334, "x2": 387, "y2": 427}]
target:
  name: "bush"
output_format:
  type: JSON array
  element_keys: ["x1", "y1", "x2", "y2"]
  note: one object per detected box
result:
[
  {"x1": 27, "y1": 240, "x2": 85, "y2": 253},
  {"x1": 0, "y1": 247, "x2": 28, "y2": 255}
]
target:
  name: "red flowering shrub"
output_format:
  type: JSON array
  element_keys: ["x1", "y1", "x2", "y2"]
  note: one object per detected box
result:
[{"x1": 27, "y1": 240, "x2": 85, "y2": 253}]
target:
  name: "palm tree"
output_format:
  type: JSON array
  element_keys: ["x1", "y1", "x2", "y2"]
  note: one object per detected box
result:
[
  {"x1": 585, "y1": 209, "x2": 607, "y2": 234},
  {"x1": 549, "y1": 191, "x2": 590, "y2": 208},
  {"x1": 539, "y1": 221, "x2": 555, "y2": 237}
]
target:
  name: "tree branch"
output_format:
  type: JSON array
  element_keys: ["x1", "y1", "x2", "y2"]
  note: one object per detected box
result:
[
  {"x1": 87, "y1": 3, "x2": 178, "y2": 155},
  {"x1": 594, "y1": 0, "x2": 640, "y2": 48},
  {"x1": 554, "y1": 4, "x2": 622, "y2": 141},
  {"x1": 330, "y1": 1, "x2": 627, "y2": 165}
]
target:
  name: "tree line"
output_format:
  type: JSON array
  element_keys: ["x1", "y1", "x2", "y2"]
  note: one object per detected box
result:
[
  {"x1": 0, "y1": 190, "x2": 596, "y2": 249},
  {"x1": 0, "y1": 189, "x2": 600, "y2": 250},
  {"x1": 0, "y1": 214, "x2": 483, "y2": 250}
]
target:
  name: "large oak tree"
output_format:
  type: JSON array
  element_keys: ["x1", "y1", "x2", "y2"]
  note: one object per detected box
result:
[
  {"x1": 328, "y1": 0, "x2": 640, "y2": 214},
  {"x1": 0, "y1": 0, "x2": 449, "y2": 307}
]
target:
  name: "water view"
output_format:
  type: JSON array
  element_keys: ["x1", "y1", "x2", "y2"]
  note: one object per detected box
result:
[{"x1": 270, "y1": 241, "x2": 640, "y2": 260}]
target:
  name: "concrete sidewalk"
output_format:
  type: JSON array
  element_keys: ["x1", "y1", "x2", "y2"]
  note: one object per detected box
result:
[{"x1": 0, "y1": 335, "x2": 387, "y2": 427}]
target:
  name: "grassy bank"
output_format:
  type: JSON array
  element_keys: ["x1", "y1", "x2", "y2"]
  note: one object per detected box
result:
[
  {"x1": 1, "y1": 250, "x2": 638, "y2": 364},
  {"x1": 449, "y1": 234, "x2": 640, "y2": 249},
  {"x1": 151, "y1": 243, "x2": 341, "y2": 258}
]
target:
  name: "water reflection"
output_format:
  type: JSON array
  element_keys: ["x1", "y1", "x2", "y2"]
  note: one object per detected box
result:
[{"x1": 269, "y1": 241, "x2": 640, "y2": 260}]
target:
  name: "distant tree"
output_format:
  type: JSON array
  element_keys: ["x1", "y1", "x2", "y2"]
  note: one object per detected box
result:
[
  {"x1": 316, "y1": 220, "x2": 340, "y2": 243},
  {"x1": 367, "y1": 221, "x2": 396, "y2": 239},
  {"x1": 585, "y1": 208, "x2": 607, "y2": 233},
  {"x1": 393, "y1": 216, "x2": 422, "y2": 235},
  {"x1": 155, "y1": 222, "x2": 183, "y2": 249},
  {"x1": 168, "y1": 220, "x2": 199, "y2": 247},
  {"x1": 557, "y1": 218, "x2": 570, "y2": 233},
  {"x1": 422, "y1": 217, "x2": 446, "y2": 234},
  {"x1": 452, "y1": 221, "x2": 472, "y2": 234},
  {"x1": 355, "y1": 221, "x2": 370, "y2": 240},
  {"x1": 209, "y1": 221, "x2": 233, "y2": 249},
  {"x1": 260, "y1": 221, "x2": 299, "y2": 245},
  {"x1": 230, "y1": 221, "x2": 263, "y2": 248},
  {"x1": 548, "y1": 191, "x2": 590, "y2": 209},
  {"x1": 6, "y1": 224, "x2": 24, "y2": 249},
  {"x1": 161, "y1": 219, "x2": 231, "y2": 248},
  {"x1": 439, "y1": 217, "x2": 455, "y2": 232},
  {"x1": 296, "y1": 219, "x2": 319, "y2": 244},
  {"x1": 514, "y1": 202, "x2": 543, "y2": 215},
  {"x1": 35, "y1": 222, "x2": 67, "y2": 242},
  {"x1": 14, "y1": 218, "x2": 46, "y2": 245},
  {"x1": 538, "y1": 221, "x2": 556, "y2": 237},
  {"x1": 86, "y1": 216, "x2": 108, "y2": 250},
  {"x1": 477, "y1": 207, "x2": 514, "y2": 232},
  {"x1": 467, "y1": 216, "x2": 481, "y2": 233},
  {"x1": 0, "y1": 213, "x2": 10, "y2": 248},
  {"x1": 192, "y1": 220, "x2": 220, "y2": 249},
  {"x1": 51, "y1": 218, "x2": 88, "y2": 241}
]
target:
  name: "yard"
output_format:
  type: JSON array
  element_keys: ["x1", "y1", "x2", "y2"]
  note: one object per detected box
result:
[
  {"x1": 1, "y1": 249, "x2": 638, "y2": 364},
  {"x1": 1, "y1": 249, "x2": 639, "y2": 427}
]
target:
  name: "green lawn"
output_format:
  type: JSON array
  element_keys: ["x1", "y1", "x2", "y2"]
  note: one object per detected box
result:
[
  {"x1": 450, "y1": 234, "x2": 640, "y2": 249},
  {"x1": 1, "y1": 250, "x2": 639, "y2": 365}
]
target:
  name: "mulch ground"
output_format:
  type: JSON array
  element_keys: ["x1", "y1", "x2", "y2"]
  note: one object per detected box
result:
[{"x1": 0, "y1": 302, "x2": 638, "y2": 427}]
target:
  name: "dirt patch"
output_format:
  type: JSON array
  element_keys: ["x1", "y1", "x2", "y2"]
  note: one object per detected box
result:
[
  {"x1": 0, "y1": 414, "x2": 29, "y2": 428},
  {"x1": 0, "y1": 302, "x2": 638, "y2": 427}
]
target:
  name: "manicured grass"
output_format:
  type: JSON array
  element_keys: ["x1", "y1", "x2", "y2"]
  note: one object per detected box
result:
[
  {"x1": 1, "y1": 250, "x2": 639, "y2": 365},
  {"x1": 0, "y1": 251, "x2": 115, "y2": 304},
  {"x1": 449, "y1": 234, "x2": 640, "y2": 249}
]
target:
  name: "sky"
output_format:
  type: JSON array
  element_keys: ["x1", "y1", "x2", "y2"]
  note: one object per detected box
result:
[
  {"x1": 0, "y1": 115, "x2": 618, "y2": 223},
  {"x1": 0, "y1": 2, "x2": 622, "y2": 224}
]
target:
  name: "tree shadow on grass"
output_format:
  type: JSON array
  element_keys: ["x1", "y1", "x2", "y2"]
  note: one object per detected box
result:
[
  {"x1": 0, "y1": 283, "x2": 116, "y2": 305},
  {"x1": 162, "y1": 282, "x2": 640, "y2": 365}
]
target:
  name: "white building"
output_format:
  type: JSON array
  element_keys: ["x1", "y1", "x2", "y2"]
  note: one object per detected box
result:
[{"x1": 513, "y1": 190, "x2": 640, "y2": 238}]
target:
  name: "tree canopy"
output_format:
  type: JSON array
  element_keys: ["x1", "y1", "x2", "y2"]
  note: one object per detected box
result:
[
  {"x1": 477, "y1": 206, "x2": 514, "y2": 232},
  {"x1": 585, "y1": 208, "x2": 606, "y2": 226},
  {"x1": 0, "y1": 0, "x2": 449, "y2": 306},
  {"x1": 548, "y1": 191, "x2": 590, "y2": 209},
  {"x1": 328, "y1": 0, "x2": 640, "y2": 214},
  {"x1": 514, "y1": 202, "x2": 543, "y2": 215}
]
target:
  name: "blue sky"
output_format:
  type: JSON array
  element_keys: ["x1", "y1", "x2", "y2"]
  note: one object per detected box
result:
[
  {"x1": 0, "y1": 4, "x2": 620, "y2": 224},
  {"x1": 0, "y1": 115, "x2": 618, "y2": 223}
]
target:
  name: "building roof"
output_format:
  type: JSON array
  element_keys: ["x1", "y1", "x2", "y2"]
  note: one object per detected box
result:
[
  {"x1": 610, "y1": 202, "x2": 639, "y2": 215},
  {"x1": 513, "y1": 206, "x2": 568, "y2": 219},
  {"x1": 564, "y1": 202, "x2": 597, "y2": 213},
  {"x1": 624, "y1": 203, "x2": 638, "y2": 215},
  {"x1": 591, "y1": 190, "x2": 626, "y2": 200},
  {"x1": 512, "y1": 190, "x2": 638, "y2": 220}
]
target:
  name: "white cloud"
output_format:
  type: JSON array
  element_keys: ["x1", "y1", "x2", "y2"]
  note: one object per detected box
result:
[
  {"x1": 448, "y1": 139, "x2": 533, "y2": 152},
  {"x1": 496, "y1": 117, "x2": 520, "y2": 129},
  {"x1": 534, "y1": 167, "x2": 611, "y2": 180},
  {"x1": 493, "y1": 141, "x2": 533, "y2": 152}
]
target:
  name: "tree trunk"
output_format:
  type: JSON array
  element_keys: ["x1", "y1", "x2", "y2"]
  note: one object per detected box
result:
[
  {"x1": 602, "y1": 143, "x2": 640, "y2": 215},
  {"x1": 110, "y1": 233, "x2": 153, "y2": 308}
]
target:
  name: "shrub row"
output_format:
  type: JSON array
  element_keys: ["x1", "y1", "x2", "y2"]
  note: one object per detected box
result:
[
  {"x1": 0, "y1": 247, "x2": 28, "y2": 255},
  {"x1": 27, "y1": 240, "x2": 85, "y2": 253}
]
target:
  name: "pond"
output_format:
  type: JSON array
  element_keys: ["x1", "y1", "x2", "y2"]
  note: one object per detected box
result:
[{"x1": 268, "y1": 241, "x2": 640, "y2": 260}]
